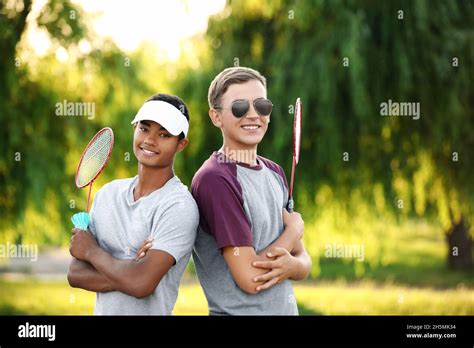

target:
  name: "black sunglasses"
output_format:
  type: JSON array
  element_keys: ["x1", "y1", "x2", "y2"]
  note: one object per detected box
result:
[{"x1": 215, "y1": 98, "x2": 273, "y2": 118}]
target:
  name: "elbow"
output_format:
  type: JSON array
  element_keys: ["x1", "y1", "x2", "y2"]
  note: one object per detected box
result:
[
  {"x1": 235, "y1": 279, "x2": 259, "y2": 295},
  {"x1": 242, "y1": 287, "x2": 259, "y2": 295},
  {"x1": 67, "y1": 270, "x2": 79, "y2": 288},
  {"x1": 129, "y1": 280, "x2": 159, "y2": 299},
  {"x1": 293, "y1": 272, "x2": 309, "y2": 281},
  {"x1": 293, "y1": 256, "x2": 312, "y2": 281},
  {"x1": 132, "y1": 289, "x2": 154, "y2": 300}
]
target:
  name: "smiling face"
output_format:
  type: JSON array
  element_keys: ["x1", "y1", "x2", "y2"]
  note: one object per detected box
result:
[
  {"x1": 209, "y1": 79, "x2": 270, "y2": 151},
  {"x1": 132, "y1": 120, "x2": 188, "y2": 169}
]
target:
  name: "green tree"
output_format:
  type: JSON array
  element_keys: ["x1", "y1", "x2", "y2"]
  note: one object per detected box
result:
[
  {"x1": 0, "y1": 0, "x2": 164, "y2": 244},
  {"x1": 176, "y1": 0, "x2": 474, "y2": 268},
  {"x1": 0, "y1": 0, "x2": 89, "y2": 243}
]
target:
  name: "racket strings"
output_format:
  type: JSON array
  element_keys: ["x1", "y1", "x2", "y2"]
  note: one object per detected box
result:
[{"x1": 76, "y1": 130, "x2": 113, "y2": 187}]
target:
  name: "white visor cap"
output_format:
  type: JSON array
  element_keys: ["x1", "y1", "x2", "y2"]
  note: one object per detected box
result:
[{"x1": 131, "y1": 100, "x2": 189, "y2": 137}]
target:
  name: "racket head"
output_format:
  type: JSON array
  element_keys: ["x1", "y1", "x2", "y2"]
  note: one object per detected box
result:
[
  {"x1": 294, "y1": 98, "x2": 302, "y2": 164},
  {"x1": 75, "y1": 127, "x2": 114, "y2": 188}
]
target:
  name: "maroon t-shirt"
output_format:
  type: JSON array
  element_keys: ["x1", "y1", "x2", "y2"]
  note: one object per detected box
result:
[
  {"x1": 191, "y1": 151, "x2": 289, "y2": 249},
  {"x1": 191, "y1": 151, "x2": 298, "y2": 315}
]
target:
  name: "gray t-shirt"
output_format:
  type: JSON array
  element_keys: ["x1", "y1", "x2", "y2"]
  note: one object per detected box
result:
[
  {"x1": 191, "y1": 152, "x2": 299, "y2": 315},
  {"x1": 88, "y1": 175, "x2": 199, "y2": 315}
]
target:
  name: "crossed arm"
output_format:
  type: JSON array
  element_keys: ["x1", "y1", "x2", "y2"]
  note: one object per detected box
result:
[
  {"x1": 67, "y1": 257, "x2": 114, "y2": 293},
  {"x1": 222, "y1": 209, "x2": 312, "y2": 294},
  {"x1": 71, "y1": 209, "x2": 312, "y2": 297},
  {"x1": 135, "y1": 209, "x2": 312, "y2": 295},
  {"x1": 67, "y1": 229, "x2": 174, "y2": 299}
]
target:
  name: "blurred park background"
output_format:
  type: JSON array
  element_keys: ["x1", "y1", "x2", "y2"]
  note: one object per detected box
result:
[{"x1": 0, "y1": 0, "x2": 473, "y2": 315}]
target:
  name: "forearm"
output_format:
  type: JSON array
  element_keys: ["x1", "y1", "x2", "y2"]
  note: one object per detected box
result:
[
  {"x1": 223, "y1": 246, "x2": 270, "y2": 294},
  {"x1": 289, "y1": 250, "x2": 312, "y2": 281},
  {"x1": 86, "y1": 246, "x2": 150, "y2": 298},
  {"x1": 232, "y1": 227, "x2": 302, "y2": 293},
  {"x1": 67, "y1": 258, "x2": 115, "y2": 293},
  {"x1": 257, "y1": 225, "x2": 301, "y2": 258}
]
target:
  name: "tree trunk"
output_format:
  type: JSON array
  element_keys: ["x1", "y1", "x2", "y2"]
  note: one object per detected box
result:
[{"x1": 446, "y1": 218, "x2": 473, "y2": 269}]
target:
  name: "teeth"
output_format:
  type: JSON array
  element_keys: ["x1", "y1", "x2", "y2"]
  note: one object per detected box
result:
[
  {"x1": 142, "y1": 148, "x2": 156, "y2": 154},
  {"x1": 242, "y1": 125, "x2": 259, "y2": 130}
]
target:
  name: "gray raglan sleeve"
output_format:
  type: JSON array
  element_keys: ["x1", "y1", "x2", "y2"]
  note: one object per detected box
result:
[{"x1": 87, "y1": 188, "x2": 101, "y2": 239}]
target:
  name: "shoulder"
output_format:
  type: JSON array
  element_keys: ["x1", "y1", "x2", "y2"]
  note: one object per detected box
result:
[
  {"x1": 103, "y1": 177, "x2": 135, "y2": 189},
  {"x1": 96, "y1": 177, "x2": 135, "y2": 198},
  {"x1": 192, "y1": 153, "x2": 239, "y2": 189},
  {"x1": 258, "y1": 155, "x2": 286, "y2": 177},
  {"x1": 153, "y1": 179, "x2": 199, "y2": 233},
  {"x1": 258, "y1": 156, "x2": 288, "y2": 189},
  {"x1": 164, "y1": 177, "x2": 199, "y2": 212}
]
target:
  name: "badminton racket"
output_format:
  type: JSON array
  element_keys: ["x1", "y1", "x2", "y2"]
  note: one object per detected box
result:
[{"x1": 71, "y1": 127, "x2": 114, "y2": 230}]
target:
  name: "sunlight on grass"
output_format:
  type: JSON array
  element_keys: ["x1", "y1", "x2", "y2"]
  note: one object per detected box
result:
[
  {"x1": 0, "y1": 278, "x2": 95, "y2": 315},
  {"x1": 304, "y1": 217, "x2": 473, "y2": 288},
  {"x1": 294, "y1": 281, "x2": 474, "y2": 315},
  {"x1": 0, "y1": 278, "x2": 472, "y2": 315},
  {"x1": 174, "y1": 281, "x2": 208, "y2": 315}
]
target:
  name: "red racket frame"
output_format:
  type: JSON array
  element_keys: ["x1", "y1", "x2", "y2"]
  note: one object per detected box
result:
[
  {"x1": 289, "y1": 98, "x2": 302, "y2": 201},
  {"x1": 74, "y1": 127, "x2": 114, "y2": 212}
]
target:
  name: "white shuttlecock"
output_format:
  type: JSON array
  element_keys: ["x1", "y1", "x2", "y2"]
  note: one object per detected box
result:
[{"x1": 71, "y1": 212, "x2": 90, "y2": 230}]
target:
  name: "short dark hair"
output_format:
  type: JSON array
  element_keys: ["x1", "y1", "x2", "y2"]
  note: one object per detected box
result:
[{"x1": 146, "y1": 93, "x2": 190, "y2": 139}]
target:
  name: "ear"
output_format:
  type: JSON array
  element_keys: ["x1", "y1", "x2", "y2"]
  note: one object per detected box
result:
[
  {"x1": 176, "y1": 138, "x2": 189, "y2": 152},
  {"x1": 209, "y1": 108, "x2": 223, "y2": 128}
]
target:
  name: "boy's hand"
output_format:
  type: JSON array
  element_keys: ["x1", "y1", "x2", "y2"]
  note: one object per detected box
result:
[
  {"x1": 252, "y1": 247, "x2": 301, "y2": 291},
  {"x1": 282, "y1": 209, "x2": 304, "y2": 241},
  {"x1": 135, "y1": 238, "x2": 154, "y2": 261},
  {"x1": 69, "y1": 228, "x2": 98, "y2": 261}
]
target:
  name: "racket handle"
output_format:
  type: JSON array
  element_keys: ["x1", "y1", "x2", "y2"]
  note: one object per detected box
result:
[
  {"x1": 86, "y1": 181, "x2": 93, "y2": 213},
  {"x1": 287, "y1": 198, "x2": 294, "y2": 213}
]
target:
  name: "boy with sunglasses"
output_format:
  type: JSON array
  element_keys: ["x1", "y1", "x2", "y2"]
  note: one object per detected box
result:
[{"x1": 191, "y1": 67, "x2": 312, "y2": 315}]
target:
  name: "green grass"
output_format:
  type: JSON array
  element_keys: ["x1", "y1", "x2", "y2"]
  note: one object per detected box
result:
[
  {"x1": 0, "y1": 278, "x2": 472, "y2": 315},
  {"x1": 1, "y1": 218, "x2": 472, "y2": 315},
  {"x1": 294, "y1": 281, "x2": 474, "y2": 315},
  {"x1": 304, "y1": 218, "x2": 474, "y2": 288}
]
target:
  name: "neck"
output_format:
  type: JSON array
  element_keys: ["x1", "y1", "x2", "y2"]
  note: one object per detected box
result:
[
  {"x1": 134, "y1": 164, "x2": 174, "y2": 201},
  {"x1": 219, "y1": 141, "x2": 258, "y2": 165}
]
